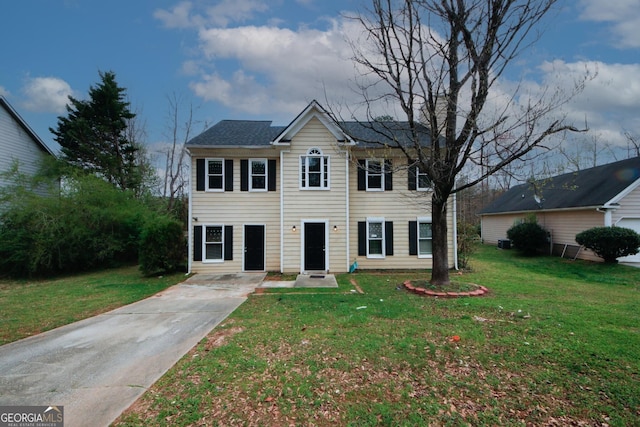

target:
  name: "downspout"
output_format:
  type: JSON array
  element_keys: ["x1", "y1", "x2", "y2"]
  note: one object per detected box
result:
[
  {"x1": 345, "y1": 149, "x2": 351, "y2": 271},
  {"x1": 452, "y1": 191, "x2": 458, "y2": 270},
  {"x1": 187, "y1": 149, "x2": 193, "y2": 274}
]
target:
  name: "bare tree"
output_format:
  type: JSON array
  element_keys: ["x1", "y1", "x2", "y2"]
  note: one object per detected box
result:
[
  {"x1": 348, "y1": 0, "x2": 590, "y2": 285},
  {"x1": 161, "y1": 93, "x2": 195, "y2": 216},
  {"x1": 624, "y1": 131, "x2": 640, "y2": 158}
]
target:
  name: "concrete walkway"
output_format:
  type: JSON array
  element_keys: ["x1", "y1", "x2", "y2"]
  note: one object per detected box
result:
[{"x1": 0, "y1": 273, "x2": 265, "y2": 427}]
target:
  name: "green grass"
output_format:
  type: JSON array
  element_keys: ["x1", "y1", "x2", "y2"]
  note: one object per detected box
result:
[
  {"x1": 0, "y1": 266, "x2": 186, "y2": 345},
  {"x1": 115, "y1": 246, "x2": 640, "y2": 426}
]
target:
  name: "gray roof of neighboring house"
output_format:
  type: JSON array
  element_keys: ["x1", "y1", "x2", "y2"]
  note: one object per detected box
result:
[
  {"x1": 185, "y1": 119, "x2": 434, "y2": 148},
  {"x1": 479, "y1": 156, "x2": 640, "y2": 214},
  {"x1": 0, "y1": 96, "x2": 55, "y2": 156}
]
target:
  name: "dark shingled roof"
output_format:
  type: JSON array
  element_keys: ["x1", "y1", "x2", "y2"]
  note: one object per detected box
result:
[
  {"x1": 479, "y1": 156, "x2": 640, "y2": 214},
  {"x1": 186, "y1": 119, "x2": 434, "y2": 148}
]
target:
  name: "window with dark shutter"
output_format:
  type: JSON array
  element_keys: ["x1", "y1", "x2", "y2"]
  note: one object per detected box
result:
[
  {"x1": 385, "y1": 221, "x2": 394, "y2": 256},
  {"x1": 268, "y1": 159, "x2": 276, "y2": 191},
  {"x1": 409, "y1": 221, "x2": 418, "y2": 255},
  {"x1": 240, "y1": 159, "x2": 249, "y2": 191},
  {"x1": 408, "y1": 164, "x2": 417, "y2": 191},
  {"x1": 193, "y1": 225, "x2": 203, "y2": 261},
  {"x1": 358, "y1": 221, "x2": 366, "y2": 256},
  {"x1": 224, "y1": 225, "x2": 233, "y2": 260},
  {"x1": 225, "y1": 159, "x2": 233, "y2": 191},
  {"x1": 357, "y1": 159, "x2": 366, "y2": 191},
  {"x1": 384, "y1": 160, "x2": 393, "y2": 191}
]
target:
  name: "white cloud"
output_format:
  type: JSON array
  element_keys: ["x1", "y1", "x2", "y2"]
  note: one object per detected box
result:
[
  {"x1": 579, "y1": 0, "x2": 640, "y2": 48},
  {"x1": 154, "y1": 0, "x2": 269, "y2": 29},
  {"x1": 22, "y1": 77, "x2": 75, "y2": 113},
  {"x1": 0, "y1": 86, "x2": 9, "y2": 97},
  {"x1": 190, "y1": 19, "x2": 363, "y2": 116}
]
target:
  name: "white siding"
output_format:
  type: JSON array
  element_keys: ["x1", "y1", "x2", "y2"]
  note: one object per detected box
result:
[
  {"x1": 613, "y1": 185, "x2": 640, "y2": 225},
  {"x1": 349, "y1": 150, "x2": 455, "y2": 270},
  {"x1": 281, "y1": 117, "x2": 349, "y2": 273},
  {"x1": 481, "y1": 210, "x2": 604, "y2": 261},
  {"x1": 190, "y1": 148, "x2": 281, "y2": 274},
  {"x1": 0, "y1": 103, "x2": 51, "y2": 191}
]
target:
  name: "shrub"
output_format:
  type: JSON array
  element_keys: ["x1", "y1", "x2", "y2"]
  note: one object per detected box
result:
[
  {"x1": 457, "y1": 221, "x2": 480, "y2": 269},
  {"x1": 506, "y1": 220, "x2": 548, "y2": 256},
  {"x1": 139, "y1": 216, "x2": 186, "y2": 276},
  {"x1": 575, "y1": 226, "x2": 640, "y2": 263}
]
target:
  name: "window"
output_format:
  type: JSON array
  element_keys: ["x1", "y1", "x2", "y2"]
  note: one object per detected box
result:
[
  {"x1": 250, "y1": 159, "x2": 267, "y2": 191},
  {"x1": 204, "y1": 225, "x2": 224, "y2": 261},
  {"x1": 367, "y1": 219, "x2": 385, "y2": 258},
  {"x1": 366, "y1": 159, "x2": 384, "y2": 190},
  {"x1": 417, "y1": 167, "x2": 431, "y2": 190},
  {"x1": 301, "y1": 148, "x2": 329, "y2": 189},
  {"x1": 207, "y1": 159, "x2": 224, "y2": 190},
  {"x1": 418, "y1": 219, "x2": 432, "y2": 257}
]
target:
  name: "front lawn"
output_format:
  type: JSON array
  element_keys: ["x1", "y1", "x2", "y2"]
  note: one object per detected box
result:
[
  {"x1": 115, "y1": 246, "x2": 640, "y2": 426},
  {"x1": 0, "y1": 266, "x2": 186, "y2": 345}
]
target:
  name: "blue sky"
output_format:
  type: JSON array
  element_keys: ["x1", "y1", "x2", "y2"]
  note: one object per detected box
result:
[{"x1": 2, "y1": 0, "x2": 639, "y2": 167}]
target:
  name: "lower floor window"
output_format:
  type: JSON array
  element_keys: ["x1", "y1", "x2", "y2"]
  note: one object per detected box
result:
[
  {"x1": 368, "y1": 219, "x2": 384, "y2": 257},
  {"x1": 205, "y1": 225, "x2": 223, "y2": 260},
  {"x1": 418, "y1": 221, "x2": 432, "y2": 257}
]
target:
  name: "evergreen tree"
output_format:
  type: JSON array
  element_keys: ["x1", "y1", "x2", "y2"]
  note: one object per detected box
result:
[{"x1": 51, "y1": 71, "x2": 144, "y2": 193}]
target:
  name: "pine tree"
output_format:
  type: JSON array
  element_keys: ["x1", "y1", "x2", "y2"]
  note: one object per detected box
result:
[{"x1": 51, "y1": 71, "x2": 144, "y2": 192}]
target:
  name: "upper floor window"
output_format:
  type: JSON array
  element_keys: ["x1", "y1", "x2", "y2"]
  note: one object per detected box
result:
[
  {"x1": 366, "y1": 159, "x2": 384, "y2": 190},
  {"x1": 207, "y1": 159, "x2": 224, "y2": 190},
  {"x1": 301, "y1": 148, "x2": 329, "y2": 189},
  {"x1": 250, "y1": 159, "x2": 267, "y2": 191},
  {"x1": 417, "y1": 167, "x2": 431, "y2": 190}
]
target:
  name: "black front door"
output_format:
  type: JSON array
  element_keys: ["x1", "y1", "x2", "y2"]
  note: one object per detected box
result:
[
  {"x1": 244, "y1": 225, "x2": 265, "y2": 271},
  {"x1": 304, "y1": 222, "x2": 325, "y2": 271}
]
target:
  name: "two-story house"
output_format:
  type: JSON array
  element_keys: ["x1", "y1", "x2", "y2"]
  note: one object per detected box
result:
[{"x1": 186, "y1": 101, "x2": 457, "y2": 274}]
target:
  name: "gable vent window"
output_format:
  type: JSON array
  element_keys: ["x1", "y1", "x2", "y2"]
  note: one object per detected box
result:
[{"x1": 300, "y1": 148, "x2": 329, "y2": 189}]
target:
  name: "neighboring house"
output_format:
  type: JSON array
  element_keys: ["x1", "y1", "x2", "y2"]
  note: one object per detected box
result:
[
  {"x1": 0, "y1": 96, "x2": 56, "y2": 193},
  {"x1": 479, "y1": 156, "x2": 640, "y2": 262},
  {"x1": 186, "y1": 100, "x2": 457, "y2": 274}
]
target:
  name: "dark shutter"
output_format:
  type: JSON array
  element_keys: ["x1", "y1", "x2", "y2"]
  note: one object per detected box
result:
[
  {"x1": 384, "y1": 159, "x2": 393, "y2": 191},
  {"x1": 268, "y1": 159, "x2": 277, "y2": 191},
  {"x1": 408, "y1": 164, "x2": 417, "y2": 190},
  {"x1": 357, "y1": 159, "x2": 366, "y2": 191},
  {"x1": 196, "y1": 159, "x2": 205, "y2": 191},
  {"x1": 240, "y1": 159, "x2": 248, "y2": 191},
  {"x1": 224, "y1": 225, "x2": 233, "y2": 260},
  {"x1": 385, "y1": 221, "x2": 394, "y2": 256},
  {"x1": 193, "y1": 225, "x2": 203, "y2": 261},
  {"x1": 358, "y1": 221, "x2": 366, "y2": 256},
  {"x1": 225, "y1": 159, "x2": 234, "y2": 191},
  {"x1": 408, "y1": 221, "x2": 418, "y2": 255}
]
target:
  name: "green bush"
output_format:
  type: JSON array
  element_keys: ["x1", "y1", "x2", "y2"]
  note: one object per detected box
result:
[
  {"x1": 457, "y1": 221, "x2": 480, "y2": 269},
  {"x1": 506, "y1": 220, "x2": 548, "y2": 256},
  {"x1": 0, "y1": 169, "x2": 153, "y2": 277},
  {"x1": 575, "y1": 226, "x2": 640, "y2": 263},
  {"x1": 139, "y1": 216, "x2": 186, "y2": 276}
]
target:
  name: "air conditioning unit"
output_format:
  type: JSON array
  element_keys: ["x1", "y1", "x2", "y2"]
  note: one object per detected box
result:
[{"x1": 498, "y1": 239, "x2": 511, "y2": 249}]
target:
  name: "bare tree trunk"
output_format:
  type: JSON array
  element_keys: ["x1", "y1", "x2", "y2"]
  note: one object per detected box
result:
[{"x1": 431, "y1": 191, "x2": 449, "y2": 285}]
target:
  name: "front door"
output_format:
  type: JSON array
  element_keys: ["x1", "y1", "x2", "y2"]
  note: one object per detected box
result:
[
  {"x1": 304, "y1": 222, "x2": 326, "y2": 271},
  {"x1": 244, "y1": 225, "x2": 265, "y2": 271}
]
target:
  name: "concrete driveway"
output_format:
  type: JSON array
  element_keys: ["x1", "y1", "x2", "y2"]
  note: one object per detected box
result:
[{"x1": 0, "y1": 273, "x2": 265, "y2": 427}]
